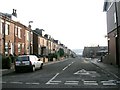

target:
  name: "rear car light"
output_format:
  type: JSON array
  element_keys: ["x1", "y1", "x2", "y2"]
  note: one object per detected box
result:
[{"x1": 15, "y1": 61, "x2": 20, "y2": 66}]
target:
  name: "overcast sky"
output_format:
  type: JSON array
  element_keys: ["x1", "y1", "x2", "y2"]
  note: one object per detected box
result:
[{"x1": 0, "y1": 0, "x2": 107, "y2": 49}]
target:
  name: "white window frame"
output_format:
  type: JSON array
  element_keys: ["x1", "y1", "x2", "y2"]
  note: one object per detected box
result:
[
  {"x1": 27, "y1": 31, "x2": 29, "y2": 41},
  {"x1": 0, "y1": 22, "x2": 2, "y2": 34},
  {"x1": 5, "y1": 22, "x2": 10, "y2": 35},
  {"x1": 114, "y1": 12, "x2": 117, "y2": 24},
  {"x1": 18, "y1": 27, "x2": 21, "y2": 38},
  {"x1": 5, "y1": 42, "x2": 9, "y2": 55},
  {"x1": 22, "y1": 43, "x2": 24, "y2": 48},
  {"x1": 18, "y1": 43, "x2": 22, "y2": 53},
  {"x1": 15, "y1": 26, "x2": 18, "y2": 36},
  {"x1": 0, "y1": 20, "x2": 4, "y2": 34}
]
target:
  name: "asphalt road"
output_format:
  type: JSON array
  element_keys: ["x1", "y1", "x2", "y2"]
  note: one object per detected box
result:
[{"x1": 1, "y1": 57, "x2": 120, "y2": 90}]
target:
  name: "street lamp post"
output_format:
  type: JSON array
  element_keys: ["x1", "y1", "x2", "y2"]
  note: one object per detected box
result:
[{"x1": 28, "y1": 21, "x2": 33, "y2": 55}]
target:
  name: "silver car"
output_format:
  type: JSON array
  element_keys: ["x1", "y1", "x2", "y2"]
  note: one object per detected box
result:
[{"x1": 15, "y1": 55, "x2": 43, "y2": 72}]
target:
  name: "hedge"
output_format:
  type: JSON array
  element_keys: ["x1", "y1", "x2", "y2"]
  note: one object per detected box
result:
[{"x1": 2, "y1": 56, "x2": 12, "y2": 69}]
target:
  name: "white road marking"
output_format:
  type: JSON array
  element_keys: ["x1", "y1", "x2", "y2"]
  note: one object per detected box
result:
[
  {"x1": 49, "y1": 81, "x2": 61, "y2": 83},
  {"x1": 68, "y1": 64, "x2": 72, "y2": 66},
  {"x1": 74, "y1": 69, "x2": 90, "y2": 75},
  {"x1": 31, "y1": 83, "x2": 40, "y2": 85},
  {"x1": 46, "y1": 82, "x2": 58, "y2": 84},
  {"x1": 84, "y1": 81, "x2": 97, "y2": 83},
  {"x1": 10, "y1": 82, "x2": 23, "y2": 84},
  {"x1": 64, "y1": 81, "x2": 79, "y2": 85},
  {"x1": 46, "y1": 81, "x2": 62, "y2": 84},
  {"x1": 63, "y1": 66, "x2": 69, "y2": 71},
  {"x1": 102, "y1": 82, "x2": 116, "y2": 86},
  {"x1": 101, "y1": 80, "x2": 116, "y2": 86},
  {"x1": 65, "y1": 81, "x2": 79, "y2": 83},
  {"x1": 2, "y1": 80, "x2": 119, "y2": 86},
  {"x1": 25, "y1": 82, "x2": 40, "y2": 85},
  {"x1": 74, "y1": 69, "x2": 100, "y2": 77},
  {"x1": 46, "y1": 81, "x2": 61, "y2": 85},
  {"x1": 62, "y1": 62, "x2": 74, "y2": 71},
  {"x1": 46, "y1": 73, "x2": 61, "y2": 85},
  {"x1": 72, "y1": 62, "x2": 74, "y2": 64},
  {"x1": 64, "y1": 83, "x2": 78, "y2": 85},
  {"x1": 49, "y1": 73, "x2": 59, "y2": 81},
  {"x1": 84, "y1": 81, "x2": 98, "y2": 85}
]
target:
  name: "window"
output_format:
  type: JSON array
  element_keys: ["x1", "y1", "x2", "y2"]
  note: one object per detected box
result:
[
  {"x1": 2, "y1": 22, "x2": 4, "y2": 34},
  {"x1": 5, "y1": 24, "x2": 10, "y2": 35},
  {"x1": 27, "y1": 31, "x2": 29, "y2": 41},
  {"x1": 18, "y1": 43, "x2": 22, "y2": 53},
  {"x1": 17, "y1": 27, "x2": 18, "y2": 36},
  {"x1": 18, "y1": 27, "x2": 21, "y2": 38},
  {"x1": 22, "y1": 43, "x2": 24, "y2": 48},
  {"x1": 15, "y1": 26, "x2": 18, "y2": 36},
  {"x1": 0, "y1": 20, "x2": 4, "y2": 34},
  {"x1": 16, "y1": 56, "x2": 29, "y2": 61},
  {"x1": 5, "y1": 43, "x2": 9, "y2": 55}
]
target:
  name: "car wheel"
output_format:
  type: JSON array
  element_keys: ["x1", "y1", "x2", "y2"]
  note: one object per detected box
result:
[
  {"x1": 40, "y1": 63, "x2": 43, "y2": 69},
  {"x1": 32, "y1": 66, "x2": 35, "y2": 72}
]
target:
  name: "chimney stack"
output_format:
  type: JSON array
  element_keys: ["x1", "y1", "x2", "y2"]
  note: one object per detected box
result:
[{"x1": 12, "y1": 9, "x2": 17, "y2": 17}]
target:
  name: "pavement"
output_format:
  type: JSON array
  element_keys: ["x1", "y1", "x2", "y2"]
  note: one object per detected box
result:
[
  {"x1": 91, "y1": 58, "x2": 120, "y2": 80},
  {"x1": 1, "y1": 58, "x2": 120, "y2": 79}
]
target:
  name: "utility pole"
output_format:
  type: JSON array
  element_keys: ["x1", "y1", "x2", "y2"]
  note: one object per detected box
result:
[{"x1": 115, "y1": 1, "x2": 120, "y2": 66}]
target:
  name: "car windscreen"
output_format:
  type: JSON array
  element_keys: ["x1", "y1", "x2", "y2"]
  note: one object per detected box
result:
[{"x1": 16, "y1": 56, "x2": 29, "y2": 61}]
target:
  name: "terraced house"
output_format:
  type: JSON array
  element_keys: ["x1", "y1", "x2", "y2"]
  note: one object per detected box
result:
[
  {"x1": 0, "y1": 10, "x2": 31, "y2": 56},
  {"x1": 0, "y1": 9, "x2": 75, "y2": 65},
  {"x1": 103, "y1": 0, "x2": 120, "y2": 65}
]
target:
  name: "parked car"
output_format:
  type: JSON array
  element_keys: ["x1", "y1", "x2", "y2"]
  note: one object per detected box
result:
[{"x1": 15, "y1": 55, "x2": 43, "y2": 72}]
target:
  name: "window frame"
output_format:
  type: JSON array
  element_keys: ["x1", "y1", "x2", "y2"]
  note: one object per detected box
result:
[
  {"x1": 18, "y1": 27, "x2": 21, "y2": 39},
  {"x1": 5, "y1": 22, "x2": 10, "y2": 35}
]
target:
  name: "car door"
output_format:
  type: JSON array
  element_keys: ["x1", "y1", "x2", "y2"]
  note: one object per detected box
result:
[
  {"x1": 34, "y1": 56, "x2": 40, "y2": 68},
  {"x1": 30, "y1": 56, "x2": 36, "y2": 68}
]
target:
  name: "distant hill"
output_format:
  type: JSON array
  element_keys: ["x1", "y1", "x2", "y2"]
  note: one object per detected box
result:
[{"x1": 72, "y1": 49, "x2": 83, "y2": 55}]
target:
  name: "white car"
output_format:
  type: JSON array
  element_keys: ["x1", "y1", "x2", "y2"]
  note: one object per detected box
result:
[{"x1": 15, "y1": 55, "x2": 43, "y2": 72}]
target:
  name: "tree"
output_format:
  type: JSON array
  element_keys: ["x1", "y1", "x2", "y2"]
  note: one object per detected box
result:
[{"x1": 58, "y1": 48, "x2": 64, "y2": 57}]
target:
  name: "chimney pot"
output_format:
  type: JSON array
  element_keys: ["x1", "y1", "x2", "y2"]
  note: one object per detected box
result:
[
  {"x1": 15, "y1": 9, "x2": 17, "y2": 13},
  {"x1": 12, "y1": 9, "x2": 17, "y2": 17},
  {"x1": 13, "y1": 9, "x2": 14, "y2": 12}
]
